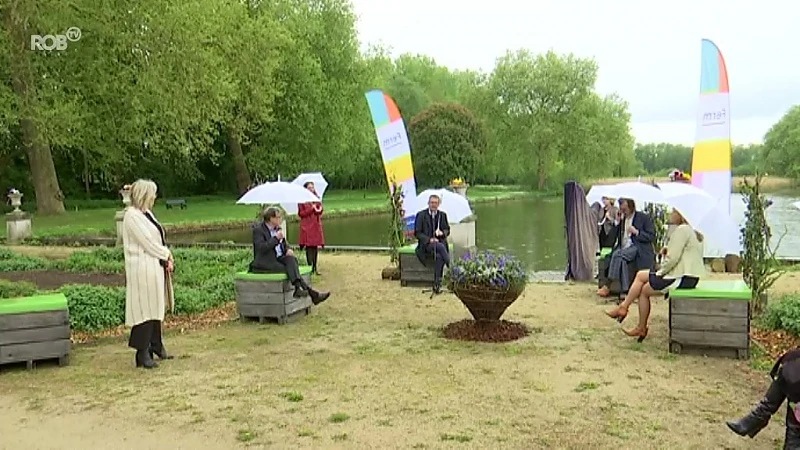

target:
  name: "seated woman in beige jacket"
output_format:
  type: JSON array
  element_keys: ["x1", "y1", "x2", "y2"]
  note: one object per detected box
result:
[{"x1": 605, "y1": 208, "x2": 705, "y2": 342}]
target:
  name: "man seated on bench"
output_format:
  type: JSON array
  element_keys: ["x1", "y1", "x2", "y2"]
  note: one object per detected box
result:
[
  {"x1": 597, "y1": 198, "x2": 655, "y2": 298},
  {"x1": 414, "y1": 194, "x2": 451, "y2": 294},
  {"x1": 248, "y1": 206, "x2": 330, "y2": 305}
]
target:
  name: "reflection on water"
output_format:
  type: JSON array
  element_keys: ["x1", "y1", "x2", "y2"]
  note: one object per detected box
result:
[{"x1": 173, "y1": 194, "x2": 800, "y2": 271}]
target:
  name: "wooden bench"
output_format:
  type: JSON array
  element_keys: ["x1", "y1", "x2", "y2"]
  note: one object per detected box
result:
[
  {"x1": 234, "y1": 266, "x2": 313, "y2": 324},
  {"x1": 399, "y1": 243, "x2": 454, "y2": 287},
  {"x1": 0, "y1": 293, "x2": 71, "y2": 369},
  {"x1": 165, "y1": 198, "x2": 187, "y2": 209},
  {"x1": 668, "y1": 280, "x2": 751, "y2": 359}
]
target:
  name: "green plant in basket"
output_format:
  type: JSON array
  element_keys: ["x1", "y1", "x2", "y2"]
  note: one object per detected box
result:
[{"x1": 446, "y1": 250, "x2": 528, "y2": 321}]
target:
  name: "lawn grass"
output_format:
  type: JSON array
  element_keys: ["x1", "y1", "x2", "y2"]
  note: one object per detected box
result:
[
  {"x1": 0, "y1": 252, "x2": 789, "y2": 449},
  {"x1": 0, "y1": 186, "x2": 531, "y2": 239}
]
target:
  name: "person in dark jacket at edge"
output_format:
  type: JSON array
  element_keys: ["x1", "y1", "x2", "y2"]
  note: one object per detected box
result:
[{"x1": 727, "y1": 348, "x2": 800, "y2": 448}]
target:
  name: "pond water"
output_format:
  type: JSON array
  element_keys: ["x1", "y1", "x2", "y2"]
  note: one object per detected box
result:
[{"x1": 174, "y1": 194, "x2": 800, "y2": 271}]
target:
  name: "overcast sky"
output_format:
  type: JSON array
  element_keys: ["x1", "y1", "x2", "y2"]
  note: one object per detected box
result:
[{"x1": 351, "y1": 0, "x2": 799, "y2": 145}]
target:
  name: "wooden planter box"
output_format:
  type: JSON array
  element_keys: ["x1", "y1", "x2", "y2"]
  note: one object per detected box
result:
[
  {"x1": 399, "y1": 243, "x2": 454, "y2": 287},
  {"x1": 668, "y1": 280, "x2": 751, "y2": 359},
  {"x1": 0, "y1": 293, "x2": 71, "y2": 369},
  {"x1": 234, "y1": 266, "x2": 314, "y2": 324}
]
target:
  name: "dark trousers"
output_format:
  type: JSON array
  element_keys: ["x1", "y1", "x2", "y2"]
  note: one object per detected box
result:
[
  {"x1": 608, "y1": 246, "x2": 639, "y2": 293},
  {"x1": 748, "y1": 379, "x2": 800, "y2": 448},
  {"x1": 426, "y1": 242, "x2": 450, "y2": 285},
  {"x1": 279, "y1": 255, "x2": 304, "y2": 286},
  {"x1": 128, "y1": 320, "x2": 163, "y2": 352},
  {"x1": 305, "y1": 246, "x2": 319, "y2": 272},
  {"x1": 250, "y1": 255, "x2": 307, "y2": 288}
]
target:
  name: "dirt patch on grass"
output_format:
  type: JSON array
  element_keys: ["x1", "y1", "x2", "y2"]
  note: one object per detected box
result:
[
  {"x1": 0, "y1": 270, "x2": 124, "y2": 290},
  {"x1": 0, "y1": 253, "x2": 796, "y2": 449},
  {"x1": 443, "y1": 319, "x2": 530, "y2": 342}
]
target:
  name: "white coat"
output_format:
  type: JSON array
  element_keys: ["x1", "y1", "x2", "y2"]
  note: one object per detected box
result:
[{"x1": 122, "y1": 207, "x2": 174, "y2": 327}]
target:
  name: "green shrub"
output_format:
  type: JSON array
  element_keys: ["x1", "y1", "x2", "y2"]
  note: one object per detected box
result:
[
  {"x1": 408, "y1": 102, "x2": 487, "y2": 187},
  {"x1": 0, "y1": 279, "x2": 38, "y2": 299},
  {"x1": 0, "y1": 252, "x2": 49, "y2": 272},
  {"x1": 61, "y1": 284, "x2": 126, "y2": 332},
  {"x1": 53, "y1": 250, "x2": 124, "y2": 273},
  {"x1": 761, "y1": 294, "x2": 800, "y2": 336}
]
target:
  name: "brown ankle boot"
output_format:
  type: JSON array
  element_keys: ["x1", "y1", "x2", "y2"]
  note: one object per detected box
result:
[{"x1": 605, "y1": 306, "x2": 628, "y2": 323}]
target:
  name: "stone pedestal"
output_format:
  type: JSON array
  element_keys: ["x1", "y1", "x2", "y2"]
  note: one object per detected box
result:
[
  {"x1": 449, "y1": 217, "x2": 476, "y2": 261},
  {"x1": 449, "y1": 184, "x2": 468, "y2": 197},
  {"x1": 115, "y1": 209, "x2": 126, "y2": 246},
  {"x1": 5, "y1": 212, "x2": 32, "y2": 244},
  {"x1": 115, "y1": 186, "x2": 132, "y2": 246}
]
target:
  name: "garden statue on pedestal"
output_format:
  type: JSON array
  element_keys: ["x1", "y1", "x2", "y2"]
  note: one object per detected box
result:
[
  {"x1": 5, "y1": 189, "x2": 32, "y2": 244},
  {"x1": 381, "y1": 182, "x2": 406, "y2": 280},
  {"x1": 449, "y1": 177, "x2": 469, "y2": 197},
  {"x1": 115, "y1": 185, "x2": 132, "y2": 245},
  {"x1": 443, "y1": 250, "x2": 529, "y2": 342}
]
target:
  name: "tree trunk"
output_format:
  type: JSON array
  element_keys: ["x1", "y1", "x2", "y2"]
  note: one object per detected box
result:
[
  {"x1": 228, "y1": 126, "x2": 252, "y2": 194},
  {"x1": 5, "y1": 2, "x2": 65, "y2": 214},
  {"x1": 537, "y1": 159, "x2": 547, "y2": 190}
]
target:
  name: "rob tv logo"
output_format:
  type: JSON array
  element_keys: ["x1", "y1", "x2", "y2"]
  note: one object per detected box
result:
[{"x1": 30, "y1": 27, "x2": 81, "y2": 51}]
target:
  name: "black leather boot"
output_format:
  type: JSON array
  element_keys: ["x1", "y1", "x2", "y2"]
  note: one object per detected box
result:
[
  {"x1": 309, "y1": 289, "x2": 330, "y2": 305},
  {"x1": 135, "y1": 349, "x2": 158, "y2": 369},
  {"x1": 149, "y1": 344, "x2": 174, "y2": 360},
  {"x1": 293, "y1": 282, "x2": 309, "y2": 298},
  {"x1": 727, "y1": 381, "x2": 784, "y2": 438}
]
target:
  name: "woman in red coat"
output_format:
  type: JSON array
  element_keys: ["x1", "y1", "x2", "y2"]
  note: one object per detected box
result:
[{"x1": 298, "y1": 181, "x2": 325, "y2": 274}]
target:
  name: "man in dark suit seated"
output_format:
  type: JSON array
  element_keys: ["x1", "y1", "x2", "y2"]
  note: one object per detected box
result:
[
  {"x1": 249, "y1": 206, "x2": 330, "y2": 305},
  {"x1": 597, "y1": 198, "x2": 655, "y2": 298},
  {"x1": 414, "y1": 194, "x2": 451, "y2": 294}
]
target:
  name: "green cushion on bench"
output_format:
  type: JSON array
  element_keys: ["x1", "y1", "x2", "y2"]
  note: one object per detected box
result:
[
  {"x1": 0, "y1": 293, "x2": 68, "y2": 315},
  {"x1": 668, "y1": 279, "x2": 752, "y2": 301},
  {"x1": 235, "y1": 266, "x2": 313, "y2": 281},
  {"x1": 399, "y1": 243, "x2": 455, "y2": 254}
]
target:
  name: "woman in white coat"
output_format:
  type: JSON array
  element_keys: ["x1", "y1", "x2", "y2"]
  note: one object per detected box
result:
[{"x1": 122, "y1": 179, "x2": 175, "y2": 369}]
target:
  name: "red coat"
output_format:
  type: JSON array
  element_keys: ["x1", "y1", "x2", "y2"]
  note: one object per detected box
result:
[{"x1": 298, "y1": 202, "x2": 325, "y2": 247}]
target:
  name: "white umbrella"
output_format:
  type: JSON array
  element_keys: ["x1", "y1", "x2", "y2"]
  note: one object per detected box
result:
[
  {"x1": 236, "y1": 181, "x2": 319, "y2": 208},
  {"x1": 605, "y1": 181, "x2": 666, "y2": 205},
  {"x1": 656, "y1": 182, "x2": 716, "y2": 229},
  {"x1": 655, "y1": 183, "x2": 741, "y2": 255},
  {"x1": 293, "y1": 172, "x2": 328, "y2": 198},
  {"x1": 416, "y1": 189, "x2": 473, "y2": 223},
  {"x1": 281, "y1": 173, "x2": 328, "y2": 215},
  {"x1": 585, "y1": 184, "x2": 614, "y2": 205}
]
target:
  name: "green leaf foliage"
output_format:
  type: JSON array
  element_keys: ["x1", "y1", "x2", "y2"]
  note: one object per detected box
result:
[{"x1": 408, "y1": 103, "x2": 487, "y2": 188}]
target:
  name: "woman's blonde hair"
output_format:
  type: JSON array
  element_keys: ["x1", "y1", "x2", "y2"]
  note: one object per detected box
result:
[
  {"x1": 130, "y1": 179, "x2": 158, "y2": 210},
  {"x1": 672, "y1": 208, "x2": 704, "y2": 242}
]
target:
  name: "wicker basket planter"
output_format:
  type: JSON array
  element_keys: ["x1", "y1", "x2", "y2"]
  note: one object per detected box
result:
[{"x1": 451, "y1": 284, "x2": 525, "y2": 321}]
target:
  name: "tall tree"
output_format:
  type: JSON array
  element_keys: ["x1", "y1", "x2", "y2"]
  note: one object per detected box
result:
[{"x1": 3, "y1": 0, "x2": 65, "y2": 213}]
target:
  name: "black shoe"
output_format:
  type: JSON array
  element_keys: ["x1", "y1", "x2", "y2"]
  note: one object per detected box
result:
[
  {"x1": 135, "y1": 349, "x2": 158, "y2": 369},
  {"x1": 293, "y1": 286, "x2": 309, "y2": 298},
  {"x1": 309, "y1": 289, "x2": 330, "y2": 305},
  {"x1": 149, "y1": 344, "x2": 174, "y2": 360},
  {"x1": 726, "y1": 417, "x2": 767, "y2": 438},
  {"x1": 433, "y1": 285, "x2": 442, "y2": 294}
]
